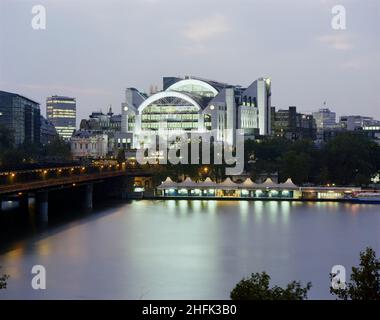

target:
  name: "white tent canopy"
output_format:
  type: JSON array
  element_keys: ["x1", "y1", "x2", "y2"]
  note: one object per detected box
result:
[
  {"x1": 157, "y1": 177, "x2": 177, "y2": 189},
  {"x1": 157, "y1": 176, "x2": 298, "y2": 190},
  {"x1": 198, "y1": 177, "x2": 217, "y2": 188},
  {"x1": 177, "y1": 177, "x2": 197, "y2": 188},
  {"x1": 218, "y1": 177, "x2": 239, "y2": 189},
  {"x1": 260, "y1": 178, "x2": 280, "y2": 188},
  {"x1": 239, "y1": 178, "x2": 257, "y2": 189},
  {"x1": 279, "y1": 178, "x2": 298, "y2": 189}
]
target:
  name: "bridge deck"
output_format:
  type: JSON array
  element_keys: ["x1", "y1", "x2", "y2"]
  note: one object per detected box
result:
[{"x1": 0, "y1": 169, "x2": 150, "y2": 196}]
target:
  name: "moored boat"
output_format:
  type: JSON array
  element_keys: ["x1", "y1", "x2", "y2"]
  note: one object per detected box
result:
[{"x1": 351, "y1": 192, "x2": 380, "y2": 204}]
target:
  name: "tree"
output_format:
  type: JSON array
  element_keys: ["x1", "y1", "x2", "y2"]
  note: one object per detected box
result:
[
  {"x1": 230, "y1": 272, "x2": 311, "y2": 300},
  {"x1": 325, "y1": 133, "x2": 380, "y2": 185},
  {"x1": 330, "y1": 247, "x2": 380, "y2": 300},
  {"x1": 0, "y1": 267, "x2": 9, "y2": 290},
  {"x1": 44, "y1": 137, "x2": 71, "y2": 160}
]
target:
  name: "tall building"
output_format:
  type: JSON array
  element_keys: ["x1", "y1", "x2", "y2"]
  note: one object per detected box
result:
[
  {"x1": 271, "y1": 106, "x2": 316, "y2": 140},
  {"x1": 0, "y1": 90, "x2": 41, "y2": 145},
  {"x1": 120, "y1": 76, "x2": 272, "y2": 149},
  {"x1": 312, "y1": 107, "x2": 336, "y2": 131},
  {"x1": 46, "y1": 95, "x2": 76, "y2": 140},
  {"x1": 238, "y1": 77, "x2": 272, "y2": 136}
]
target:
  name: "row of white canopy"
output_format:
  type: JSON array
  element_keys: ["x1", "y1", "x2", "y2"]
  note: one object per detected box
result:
[{"x1": 157, "y1": 177, "x2": 298, "y2": 190}]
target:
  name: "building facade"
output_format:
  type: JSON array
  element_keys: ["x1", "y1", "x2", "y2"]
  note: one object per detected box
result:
[
  {"x1": 46, "y1": 95, "x2": 76, "y2": 140},
  {"x1": 339, "y1": 115, "x2": 380, "y2": 131},
  {"x1": 80, "y1": 107, "x2": 121, "y2": 132},
  {"x1": 312, "y1": 108, "x2": 336, "y2": 131},
  {"x1": 40, "y1": 115, "x2": 58, "y2": 146},
  {"x1": 0, "y1": 90, "x2": 41, "y2": 145},
  {"x1": 120, "y1": 76, "x2": 272, "y2": 149},
  {"x1": 70, "y1": 131, "x2": 108, "y2": 160},
  {"x1": 79, "y1": 107, "x2": 121, "y2": 153},
  {"x1": 271, "y1": 106, "x2": 316, "y2": 140}
]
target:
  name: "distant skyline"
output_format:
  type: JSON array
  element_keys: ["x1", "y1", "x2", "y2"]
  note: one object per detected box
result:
[{"x1": 0, "y1": 0, "x2": 379, "y2": 125}]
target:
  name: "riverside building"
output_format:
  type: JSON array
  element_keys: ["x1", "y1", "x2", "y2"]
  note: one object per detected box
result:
[{"x1": 119, "y1": 76, "x2": 272, "y2": 149}]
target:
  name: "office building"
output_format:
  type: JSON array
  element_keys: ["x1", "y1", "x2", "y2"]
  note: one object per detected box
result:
[
  {"x1": 46, "y1": 95, "x2": 76, "y2": 140},
  {"x1": 0, "y1": 90, "x2": 40, "y2": 145},
  {"x1": 40, "y1": 115, "x2": 58, "y2": 146},
  {"x1": 120, "y1": 76, "x2": 272, "y2": 149},
  {"x1": 339, "y1": 115, "x2": 380, "y2": 131},
  {"x1": 271, "y1": 106, "x2": 316, "y2": 140},
  {"x1": 312, "y1": 107, "x2": 336, "y2": 131}
]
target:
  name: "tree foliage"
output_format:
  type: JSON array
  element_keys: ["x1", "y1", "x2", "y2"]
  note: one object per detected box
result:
[
  {"x1": 330, "y1": 247, "x2": 380, "y2": 300},
  {"x1": 230, "y1": 272, "x2": 311, "y2": 300},
  {"x1": 43, "y1": 137, "x2": 71, "y2": 160},
  {"x1": 244, "y1": 132, "x2": 380, "y2": 186},
  {"x1": 0, "y1": 267, "x2": 9, "y2": 290}
]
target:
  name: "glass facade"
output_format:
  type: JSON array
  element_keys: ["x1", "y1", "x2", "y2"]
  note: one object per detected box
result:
[
  {"x1": 141, "y1": 97, "x2": 200, "y2": 131},
  {"x1": 46, "y1": 96, "x2": 76, "y2": 140},
  {"x1": 0, "y1": 91, "x2": 40, "y2": 145},
  {"x1": 166, "y1": 79, "x2": 218, "y2": 98}
]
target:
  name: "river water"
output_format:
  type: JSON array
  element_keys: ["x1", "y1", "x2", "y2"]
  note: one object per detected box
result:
[{"x1": 0, "y1": 199, "x2": 379, "y2": 299}]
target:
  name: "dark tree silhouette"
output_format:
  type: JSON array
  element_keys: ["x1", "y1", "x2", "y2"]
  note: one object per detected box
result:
[
  {"x1": 330, "y1": 247, "x2": 380, "y2": 300},
  {"x1": 230, "y1": 272, "x2": 311, "y2": 300},
  {"x1": 0, "y1": 267, "x2": 9, "y2": 290}
]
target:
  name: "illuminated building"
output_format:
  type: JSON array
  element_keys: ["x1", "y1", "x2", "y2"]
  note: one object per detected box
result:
[
  {"x1": 46, "y1": 95, "x2": 76, "y2": 140},
  {"x1": 120, "y1": 76, "x2": 272, "y2": 148},
  {"x1": 70, "y1": 130, "x2": 108, "y2": 160}
]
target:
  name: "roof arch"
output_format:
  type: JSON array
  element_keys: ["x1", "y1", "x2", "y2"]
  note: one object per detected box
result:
[
  {"x1": 138, "y1": 91, "x2": 203, "y2": 113},
  {"x1": 166, "y1": 79, "x2": 219, "y2": 97}
]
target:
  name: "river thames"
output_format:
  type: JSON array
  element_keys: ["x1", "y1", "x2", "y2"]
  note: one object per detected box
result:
[{"x1": 0, "y1": 200, "x2": 379, "y2": 299}]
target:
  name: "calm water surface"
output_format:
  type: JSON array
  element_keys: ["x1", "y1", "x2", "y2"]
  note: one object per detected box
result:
[{"x1": 0, "y1": 200, "x2": 379, "y2": 299}]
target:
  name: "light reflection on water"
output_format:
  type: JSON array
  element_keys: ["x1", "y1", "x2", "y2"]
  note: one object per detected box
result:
[{"x1": 0, "y1": 200, "x2": 379, "y2": 300}]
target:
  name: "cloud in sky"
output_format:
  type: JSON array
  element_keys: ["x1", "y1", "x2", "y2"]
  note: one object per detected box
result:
[
  {"x1": 317, "y1": 33, "x2": 353, "y2": 50},
  {"x1": 183, "y1": 14, "x2": 230, "y2": 43},
  {"x1": 0, "y1": 0, "x2": 379, "y2": 121}
]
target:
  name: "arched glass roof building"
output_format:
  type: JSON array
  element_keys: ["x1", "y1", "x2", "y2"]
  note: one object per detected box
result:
[{"x1": 119, "y1": 76, "x2": 271, "y2": 149}]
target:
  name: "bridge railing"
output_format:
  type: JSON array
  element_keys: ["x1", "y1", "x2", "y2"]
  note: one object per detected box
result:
[{"x1": 0, "y1": 163, "x2": 141, "y2": 186}]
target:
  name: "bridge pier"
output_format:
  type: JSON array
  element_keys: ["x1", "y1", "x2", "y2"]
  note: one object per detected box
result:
[
  {"x1": 84, "y1": 183, "x2": 93, "y2": 210},
  {"x1": 36, "y1": 191, "x2": 49, "y2": 220},
  {"x1": 19, "y1": 193, "x2": 29, "y2": 212},
  {"x1": 120, "y1": 176, "x2": 133, "y2": 200}
]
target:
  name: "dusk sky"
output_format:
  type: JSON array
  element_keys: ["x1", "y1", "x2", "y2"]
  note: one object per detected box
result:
[{"x1": 1, "y1": 0, "x2": 379, "y2": 123}]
